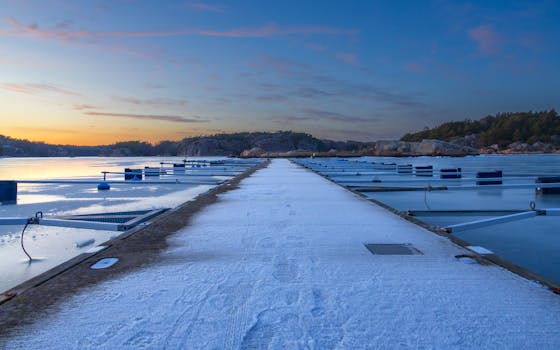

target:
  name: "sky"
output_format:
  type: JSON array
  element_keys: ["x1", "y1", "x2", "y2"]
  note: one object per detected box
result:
[{"x1": 1, "y1": 0, "x2": 559, "y2": 145}]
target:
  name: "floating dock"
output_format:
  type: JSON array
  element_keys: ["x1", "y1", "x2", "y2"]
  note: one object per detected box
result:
[{"x1": 1, "y1": 159, "x2": 560, "y2": 348}]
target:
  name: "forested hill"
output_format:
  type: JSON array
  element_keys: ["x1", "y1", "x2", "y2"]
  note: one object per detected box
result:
[
  {"x1": 0, "y1": 131, "x2": 364, "y2": 157},
  {"x1": 401, "y1": 110, "x2": 560, "y2": 148}
]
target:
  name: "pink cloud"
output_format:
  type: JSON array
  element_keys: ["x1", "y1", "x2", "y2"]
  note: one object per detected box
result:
[
  {"x1": 112, "y1": 96, "x2": 188, "y2": 107},
  {"x1": 73, "y1": 104, "x2": 97, "y2": 110},
  {"x1": 197, "y1": 24, "x2": 357, "y2": 38},
  {"x1": 0, "y1": 82, "x2": 81, "y2": 96},
  {"x1": 518, "y1": 32, "x2": 542, "y2": 50},
  {"x1": 189, "y1": 2, "x2": 224, "y2": 13},
  {"x1": 84, "y1": 112, "x2": 208, "y2": 123},
  {"x1": 335, "y1": 52, "x2": 357, "y2": 65},
  {"x1": 404, "y1": 62, "x2": 426, "y2": 73},
  {"x1": 3, "y1": 17, "x2": 90, "y2": 43},
  {"x1": 249, "y1": 54, "x2": 311, "y2": 75},
  {"x1": 2, "y1": 18, "x2": 356, "y2": 41},
  {"x1": 467, "y1": 25, "x2": 502, "y2": 56}
]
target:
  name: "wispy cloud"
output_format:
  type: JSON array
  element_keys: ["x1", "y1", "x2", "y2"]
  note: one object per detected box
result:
[
  {"x1": 255, "y1": 94, "x2": 289, "y2": 102},
  {"x1": 112, "y1": 96, "x2": 188, "y2": 107},
  {"x1": 249, "y1": 54, "x2": 312, "y2": 75},
  {"x1": 301, "y1": 108, "x2": 376, "y2": 123},
  {"x1": 189, "y1": 2, "x2": 224, "y2": 13},
  {"x1": 335, "y1": 52, "x2": 357, "y2": 65},
  {"x1": 2, "y1": 17, "x2": 357, "y2": 41},
  {"x1": 267, "y1": 109, "x2": 377, "y2": 126},
  {"x1": 10, "y1": 126, "x2": 77, "y2": 135},
  {"x1": 310, "y1": 74, "x2": 428, "y2": 109},
  {"x1": 257, "y1": 83, "x2": 284, "y2": 90},
  {"x1": 144, "y1": 82, "x2": 165, "y2": 89},
  {"x1": 84, "y1": 112, "x2": 208, "y2": 123},
  {"x1": 175, "y1": 24, "x2": 357, "y2": 38},
  {"x1": 518, "y1": 32, "x2": 542, "y2": 51},
  {"x1": 314, "y1": 126, "x2": 378, "y2": 141},
  {"x1": 269, "y1": 115, "x2": 314, "y2": 124},
  {"x1": 73, "y1": 104, "x2": 97, "y2": 110},
  {"x1": 0, "y1": 82, "x2": 81, "y2": 96},
  {"x1": 248, "y1": 67, "x2": 426, "y2": 110},
  {"x1": 467, "y1": 25, "x2": 502, "y2": 56},
  {"x1": 294, "y1": 87, "x2": 334, "y2": 99},
  {"x1": 404, "y1": 62, "x2": 426, "y2": 73}
]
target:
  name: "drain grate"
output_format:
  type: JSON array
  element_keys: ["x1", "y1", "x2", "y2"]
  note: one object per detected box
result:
[{"x1": 365, "y1": 243, "x2": 422, "y2": 255}]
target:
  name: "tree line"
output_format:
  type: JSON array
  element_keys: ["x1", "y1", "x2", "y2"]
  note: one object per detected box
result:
[
  {"x1": 0, "y1": 131, "x2": 365, "y2": 157},
  {"x1": 401, "y1": 110, "x2": 560, "y2": 147}
]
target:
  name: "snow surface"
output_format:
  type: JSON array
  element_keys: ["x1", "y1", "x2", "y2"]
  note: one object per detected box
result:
[{"x1": 4, "y1": 159, "x2": 560, "y2": 349}]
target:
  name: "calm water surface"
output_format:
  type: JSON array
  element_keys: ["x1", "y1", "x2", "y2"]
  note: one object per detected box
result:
[{"x1": 0, "y1": 156, "x2": 224, "y2": 292}]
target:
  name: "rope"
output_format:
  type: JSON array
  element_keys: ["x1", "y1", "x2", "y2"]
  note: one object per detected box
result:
[
  {"x1": 20, "y1": 221, "x2": 33, "y2": 262},
  {"x1": 20, "y1": 211, "x2": 42, "y2": 262},
  {"x1": 424, "y1": 184, "x2": 432, "y2": 211}
]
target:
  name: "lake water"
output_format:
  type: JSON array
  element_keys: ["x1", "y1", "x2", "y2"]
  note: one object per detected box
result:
[
  {"x1": 0, "y1": 156, "x2": 232, "y2": 293},
  {"x1": 297, "y1": 154, "x2": 560, "y2": 286}
]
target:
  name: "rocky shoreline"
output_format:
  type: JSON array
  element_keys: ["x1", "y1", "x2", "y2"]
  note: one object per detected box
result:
[
  {"x1": 3, "y1": 131, "x2": 559, "y2": 158},
  {"x1": 241, "y1": 139, "x2": 560, "y2": 158}
]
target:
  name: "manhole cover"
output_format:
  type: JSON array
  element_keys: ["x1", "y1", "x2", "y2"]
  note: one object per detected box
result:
[{"x1": 365, "y1": 243, "x2": 422, "y2": 255}]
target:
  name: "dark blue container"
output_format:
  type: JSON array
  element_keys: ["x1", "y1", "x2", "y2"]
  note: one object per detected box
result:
[
  {"x1": 440, "y1": 168, "x2": 462, "y2": 179},
  {"x1": 536, "y1": 176, "x2": 560, "y2": 194},
  {"x1": 124, "y1": 168, "x2": 142, "y2": 181},
  {"x1": 397, "y1": 164, "x2": 413, "y2": 174},
  {"x1": 476, "y1": 170, "x2": 502, "y2": 185},
  {"x1": 0, "y1": 181, "x2": 17, "y2": 204},
  {"x1": 415, "y1": 165, "x2": 433, "y2": 177},
  {"x1": 173, "y1": 163, "x2": 185, "y2": 174},
  {"x1": 144, "y1": 167, "x2": 160, "y2": 177},
  {"x1": 97, "y1": 182, "x2": 110, "y2": 191}
]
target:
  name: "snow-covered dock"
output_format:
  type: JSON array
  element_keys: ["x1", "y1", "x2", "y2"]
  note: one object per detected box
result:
[{"x1": 3, "y1": 159, "x2": 560, "y2": 349}]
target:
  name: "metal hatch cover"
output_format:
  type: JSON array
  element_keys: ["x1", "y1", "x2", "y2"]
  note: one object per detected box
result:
[{"x1": 364, "y1": 243, "x2": 423, "y2": 255}]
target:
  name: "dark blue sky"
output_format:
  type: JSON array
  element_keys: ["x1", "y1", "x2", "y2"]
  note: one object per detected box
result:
[{"x1": 1, "y1": 0, "x2": 559, "y2": 144}]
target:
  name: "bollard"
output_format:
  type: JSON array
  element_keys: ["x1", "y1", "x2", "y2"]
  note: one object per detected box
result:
[{"x1": 0, "y1": 181, "x2": 17, "y2": 204}]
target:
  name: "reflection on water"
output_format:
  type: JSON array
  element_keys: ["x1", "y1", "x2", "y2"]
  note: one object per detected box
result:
[
  {"x1": 15, "y1": 194, "x2": 72, "y2": 204},
  {"x1": 0, "y1": 156, "x2": 224, "y2": 292},
  {"x1": 0, "y1": 225, "x2": 115, "y2": 292},
  {"x1": 0, "y1": 156, "x2": 184, "y2": 180}
]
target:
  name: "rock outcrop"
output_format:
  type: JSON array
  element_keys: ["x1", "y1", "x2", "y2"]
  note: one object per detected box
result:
[
  {"x1": 370, "y1": 139, "x2": 478, "y2": 156},
  {"x1": 503, "y1": 141, "x2": 555, "y2": 154},
  {"x1": 240, "y1": 147, "x2": 266, "y2": 157}
]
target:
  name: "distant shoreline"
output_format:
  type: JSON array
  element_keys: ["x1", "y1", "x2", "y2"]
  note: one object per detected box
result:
[{"x1": 2, "y1": 151, "x2": 560, "y2": 159}]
